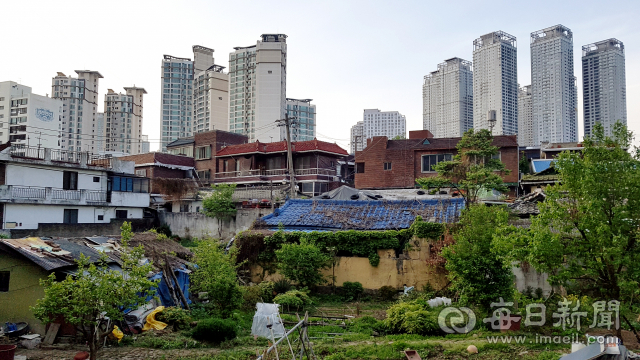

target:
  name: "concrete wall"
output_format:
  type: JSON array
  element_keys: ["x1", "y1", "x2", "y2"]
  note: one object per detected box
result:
[
  {"x1": 159, "y1": 207, "x2": 271, "y2": 239},
  {"x1": 9, "y1": 218, "x2": 155, "y2": 238},
  {"x1": 0, "y1": 250, "x2": 49, "y2": 334},
  {"x1": 512, "y1": 262, "x2": 554, "y2": 296},
  {"x1": 5, "y1": 163, "x2": 106, "y2": 190},
  {"x1": 4, "y1": 204, "x2": 145, "y2": 229}
]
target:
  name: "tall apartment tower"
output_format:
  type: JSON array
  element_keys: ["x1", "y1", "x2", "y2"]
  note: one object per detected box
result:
[
  {"x1": 193, "y1": 46, "x2": 229, "y2": 134},
  {"x1": 518, "y1": 85, "x2": 534, "y2": 147},
  {"x1": 229, "y1": 34, "x2": 287, "y2": 142},
  {"x1": 350, "y1": 121, "x2": 364, "y2": 154},
  {"x1": 530, "y1": 25, "x2": 578, "y2": 144},
  {"x1": 351, "y1": 109, "x2": 406, "y2": 153},
  {"x1": 422, "y1": 57, "x2": 473, "y2": 138},
  {"x1": 51, "y1": 70, "x2": 102, "y2": 152},
  {"x1": 0, "y1": 81, "x2": 62, "y2": 149},
  {"x1": 95, "y1": 112, "x2": 105, "y2": 153},
  {"x1": 472, "y1": 31, "x2": 518, "y2": 135},
  {"x1": 285, "y1": 98, "x2": 316, "y2": 142},
  {"x1": 582, "y1": 39, "x2": 626, "y2": 137},
  {"x1": 104, "y1": 87, "x2": 146, "y2": 154}
]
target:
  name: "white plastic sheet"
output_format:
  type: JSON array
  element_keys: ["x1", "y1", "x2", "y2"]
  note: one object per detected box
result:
[{"x1": 251, "y1": 303, "x2": 286, "y2": 339}]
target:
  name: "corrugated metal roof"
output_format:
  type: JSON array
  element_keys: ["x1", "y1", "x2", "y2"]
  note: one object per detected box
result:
[{"x1": 260, "y1": 198, "x2": 463, "y2": 231}]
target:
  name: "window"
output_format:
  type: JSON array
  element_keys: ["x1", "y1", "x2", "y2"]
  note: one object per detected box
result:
[
  {"x1": 109, "y1": 176, "x2": 149, "y2": 193},
  {"x1": 63, "y1": 209, "x2": 78, "y2": 224},
  {"x1": 356, "y1": 162, "x2": 365, "y2": 173},
  {"x1": 195, "y1": 146, "x2": 211, "y2": 160},
  {"x1": 180, "y1": 204, "x2": 189, "y2": 213},
  {"x1": 421, "y1": 154, "x2": 453, "y2": 172},
  {"x1": 197, "y1": 170, "x2": 210, "y2": 180},
  {"x1": 116, "y1": 210, "x2": 128, "y2": 219},
  {"x1": 384, "y1": 162, "x2": 392, "y2": 171},
  {"x1": 93, "y1": 176, "x2": 100, "y2": 183},
  {"x1": 135, "y1": 169, "x2": 147, "y2": 177},
  {"x1": 63, "y1": 171, "x2": 78, "y2": 190},
  {"x1": 97, "y1": 215, "x2": 104, "y2": 221},
  {"x1": 0, "y1": 271, "x2": 9, "y2": 292}
]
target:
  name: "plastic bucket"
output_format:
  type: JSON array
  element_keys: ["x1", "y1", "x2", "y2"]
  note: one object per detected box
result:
[{"x1": 0, "y1": 344, "x2": 16, "y2": 360}]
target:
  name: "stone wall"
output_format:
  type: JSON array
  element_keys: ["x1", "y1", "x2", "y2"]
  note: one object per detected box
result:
[
  {"x1": 9, "y1": 218, "x2": 156, "y2": 238},
  {"x1": 159, "y1": 208, "x2": 272, "y2": 239}
]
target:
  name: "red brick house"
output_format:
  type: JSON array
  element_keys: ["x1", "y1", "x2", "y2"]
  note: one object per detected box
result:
[
  {"x1": 354, "y1": 130, "x2": 519, "y2": 191},
  {"x1": 214, "y1": 139, "x2": 349, "y2": 196},
  {"x1": 119, "y1": 152, "x2": 195, "y2": 193},
  {"x1": 165, "y1": 130, "x2": 248, "y2": 183}
]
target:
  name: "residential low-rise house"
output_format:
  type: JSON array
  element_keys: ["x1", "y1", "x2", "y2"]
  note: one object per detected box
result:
[
  {"x1": 119, "y1": 152, "x2": 196, "y2": 194},
  {"x1": 214, "y1": 139, "x2": 349, "y2": 196},
  {"x1": 0, "y1": 144, "x2": 149, "y2": 229},
  {"x1": 354, "y1": 130, "x2": 519, "y2": 193},
  {"x1": 166, "y1": 130, "x2": 248, "y2": 183}
]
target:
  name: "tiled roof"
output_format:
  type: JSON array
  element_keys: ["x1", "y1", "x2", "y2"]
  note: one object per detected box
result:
[
  {"x1": 260, "y1": 198, "x2": 464, "y2": 231},
  {"x1": 217, "y1": 139, "x2": 348, "y2": 157},
  {"x1": 410, "y1": 135, "x2": 518, "y2": 150},
  {"x1": 166, "y1": 137, "x2": 194, "y2": 148},
  {"x1": 153, "y1": 153, "x2": 195, "y2": 167}
]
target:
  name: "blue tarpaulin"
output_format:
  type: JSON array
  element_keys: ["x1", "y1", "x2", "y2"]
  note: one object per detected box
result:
[{"x1": 149, "y1": 268, "x2": 192, "y2": 307}]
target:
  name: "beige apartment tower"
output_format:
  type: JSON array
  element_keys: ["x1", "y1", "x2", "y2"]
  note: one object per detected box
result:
[
  {"x1": 104, "y1": 87, "x2": 146, "y2": 154},
  {"x1": 51, "y1": 70, "x2": 103, "y2": 152}
]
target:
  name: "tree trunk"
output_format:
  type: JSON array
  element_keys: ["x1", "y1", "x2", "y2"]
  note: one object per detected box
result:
[{"x1": 88, "y1": 326, "x2": 97, "y2": 360}]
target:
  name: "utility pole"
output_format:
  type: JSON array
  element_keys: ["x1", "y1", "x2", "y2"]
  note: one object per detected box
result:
[{"x1": 276, "y1": 113, "x2": 296, "y2": 199}]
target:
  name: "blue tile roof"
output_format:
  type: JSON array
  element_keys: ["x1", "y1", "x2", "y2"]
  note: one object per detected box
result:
[
  {"x1": 261, "y1": 198, "x2": 464, "y2": 231},
  {"x1": 531, "y1": 159, "x2": 554, "y2": 173}
]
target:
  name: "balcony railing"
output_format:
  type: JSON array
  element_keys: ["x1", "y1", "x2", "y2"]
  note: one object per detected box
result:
[
  {"x1": 86, "y1": 154, "x2": 112, "y2": 168},
  {"x1": 10, "y1": 145, "x2": 45, "y2": 160},
  {"x1": 86, "y1": 190, "x2": 107, "y2": 202},
  {"x1": 214, "y1": 168, "x2": 336, "y2": 179},
  {"x1": 51, "y1": 149, "x2": 82, "y2": 164},
  {"x1": 52, "y1": 189, "x2": 81, "y2": 200},
  {"x1": 11, "y1": 186, "x2": 46, "y2": 199}
]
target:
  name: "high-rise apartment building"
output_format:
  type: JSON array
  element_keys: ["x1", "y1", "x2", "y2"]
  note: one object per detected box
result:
[
  {"x1": 228, "y1": 34, "x2": 287, "y2": 142},
  {"x1": 51, "y1": 70, "x2": 102, "y2": 152},
  {"x1": 582, "y1": 38, "x2": 626, "y2": 137},
  {"x1": 285, "y1": 98, "x2": 316, "y2": 142},
  {"x1": 0, "y1": 81, "x2": 62, "y2": 149},
  {"x1": 160, "y1": 54, "x2": 194, "y2": 151},
  {"x1": 351, "y1": 109, "x2": 406, "y2": 153},
  {"x1": 104, "y1": 87, "x2": 146, "y2": 155},
  {"x1": 350, "y1": 121, "x2": 364, "y2": 154},
  {"x1": 141, "y1": 135, "x2": 150, "y2": 153},
  {"x1": 95, "y1": 112, "x2": 105, "y2": 153},
  {"x1": 518, "y1": 85, "x2": 534, "y2": 146},
  {"x1": 530, "y1": 25, "x2": 578, "y2": 144},
  {"x1": 193, "y1": 46, "x2": 229, "y2": 134},
  {"x1": 472, "y1": 31, "x2": 518, "y2": 135},
  {"x1": 422, "y1": 57, "x2": 473, "y2": 138}
]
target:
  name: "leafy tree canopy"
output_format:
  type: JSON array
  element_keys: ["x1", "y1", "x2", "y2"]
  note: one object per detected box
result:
[
  {"x1": 416, "y1": 128, "x2": 510, "y2": 206},
  {"x1": 202, "y1": 183, "x2": 237, "y2": 219},
  {"x1": 275, "y1": 239, "x2": 332, "y2": 287}
]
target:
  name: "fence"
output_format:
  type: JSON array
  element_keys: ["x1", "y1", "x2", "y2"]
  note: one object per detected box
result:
[
  {"x1": 51, "y1": 189, "x2": 81, "y2": 200},
  {"x1": 50, "y1": 149, "x2": 81, "y2": 163},
  {"x1": 10, "y1": 186, "x2": 46, "y2": 199},
  {"x1": 10, "y1": 145, "x2": 44, "y2": 160}
]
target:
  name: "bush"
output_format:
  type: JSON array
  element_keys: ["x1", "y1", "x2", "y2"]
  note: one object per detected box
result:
[
  {"x1": 275, "y1": 241, "x2": 331, "y2": 287},
  {"x1": 378, "y1": 286, "x2": 397, "y2": 301},
  {"x1": 342, "y1": 282, "x2": 364, "y2": 302},
  {"x1": 191, "y1": 318, "x2": 237, "y2": 343},
  {"x1": 368, "y1": 253, "x2": 380, "y2": 267},
  {"x1": 242, "y1": 286, "x2": 263, "y2": 310},
  {"x1": 273, "y1": 290, "x2": 312, "y2": 310},
  {"x1": 348, "y1": 316, "x2": 386, "y2": 335},
  {"x1": 273, "y1": 279, "x2": 291, "y2": 295},
  {"x1": 410, "y1": 216, "x2": 445, "y2": 239},
  {"x1": 384, "y1": 300, "x2": 442, "y2": 335},
  {"x1": 258, "y1": 281, "x2": 276, "y2": 303},
  {"x1": 155, "y1": 307, "x2": 192, "y2": 331},
  {"x1": 157, "y1": 224, "x2": 172, "y2": 237}
]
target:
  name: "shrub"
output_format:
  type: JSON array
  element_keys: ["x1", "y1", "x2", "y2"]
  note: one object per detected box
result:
[
  {"x1": 368, "y1": 253, "x2": 380, "y2": 267},
  {"x1": 273, "y1": 290, "x2": 312, "y2": 310},
  {"x1": 410, "y1": 216, "x2": 445, "y2": 239},
  {"x1": 275, "y1": 241, "x2": 331, "y2": 287},
  {"x1": 384, "y1": 300, "x2": 442, "y2": 335},
  {"x1": 342, "y1": 282, "x2": 364, "y2": 302},
  {"x1": 191, "y1": 318, "x2": 237, "y2": 343},
  {"x1": 273, "y1": 279, "x2": 292, "y2": 295},
  {"x1": 242, "y1": 286, "x2": 263, "y2": 310},
  {"x1": 155, "y1": 307, "x2": 192, "y2": 331},
  {"x1": 258, "y1": 281, "x2": 276, "y2": 303},
  {"x1": 378, "y1": 286, "x2": 397, "y2": 301},
  {"x1": 157, "y1": 224, "x2": 172, "y2": 237},
  {"x1": 348, "y1": 316, "x2": 386, "y2": 335}
]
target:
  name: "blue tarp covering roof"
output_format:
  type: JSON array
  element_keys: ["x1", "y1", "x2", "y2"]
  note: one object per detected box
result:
[
  {"x1": 531, "y1": 159, "x2": 554, "y2": 173},
  {"x1": 149, "y1": 268, "x2": 192, "y2": 308},
  {"x1": 261, "y1": 198, "x2": 464, "y2": 231}
]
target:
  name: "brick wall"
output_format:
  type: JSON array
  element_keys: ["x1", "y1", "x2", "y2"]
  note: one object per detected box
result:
[
  {"x1": 354, "y1": 137, "x2": 416, "y2": 189},
  {"x1": 194, "y1": 130, "x2": 248, "y2": 176}
]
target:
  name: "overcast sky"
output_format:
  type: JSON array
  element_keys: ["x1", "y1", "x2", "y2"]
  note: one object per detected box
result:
[{"x1": 2, "y1": 0, "x2": 638, "y2": 151}]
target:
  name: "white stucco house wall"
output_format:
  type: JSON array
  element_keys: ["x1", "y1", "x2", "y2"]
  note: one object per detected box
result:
[{"x1": 0, "y1": 144, "x2": 150, "y2": 229}]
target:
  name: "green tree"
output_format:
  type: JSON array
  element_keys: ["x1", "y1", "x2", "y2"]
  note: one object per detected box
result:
[
  {"x1": 519, "y1": 152, "x2": 530, "y2": 174},
  {"x1": 202, "y1": 183, "x2": 237, "y2": 237},
  {"x1": 191, "y1": 241, "x2": 242, "y2": 316},
  {"x1": 496, "y1": 122, "x2": 640, "y2": 335},
  {"x1": 392, "y1": 134, "x2": 406, "y2": 140},
  {"x1": 416, "y1": 128, "x2": 510, "y2": 206},
  {"x1": 275, "y1": 239, "x2": 331, "y2": 287},
  {"x1": 442, "y1": 204, "x2": 513, "y2": 309},
  {"x1": 32, "y1": 222, "x2": 156, "y2": 360}
]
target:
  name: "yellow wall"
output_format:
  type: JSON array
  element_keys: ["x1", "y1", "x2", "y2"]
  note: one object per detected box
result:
[
  {"x1": 0, "y1": 251, "x2": 49, "y2": 334},
  {"x1": 250, "y1": 238, "x2": 448, "y2": 290}
]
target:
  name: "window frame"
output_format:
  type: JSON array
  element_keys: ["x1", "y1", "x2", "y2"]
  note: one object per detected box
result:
[
  {"x1": 0, "y1": 271, "x2": 9, "y2": 292},
  {"x1": 383, "y1": 162, "x2": 392, "y2": 171},
  {"x1": 421, "y1": 153, "x2": 453, "y2": 173},
  {"x1": 63, "y1": 209, "x2": 79, "y2": 224},
  {"x1": 63, "y1": 171, "x2": 78, "y2": 190},
  {"x1": 115, "y1": 210, "x2": 128, "y2": 219}
]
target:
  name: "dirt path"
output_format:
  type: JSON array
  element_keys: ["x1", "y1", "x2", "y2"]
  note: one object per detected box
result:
[{"x1": 17, "y1": 347, "x2": 221, "y2": 360}]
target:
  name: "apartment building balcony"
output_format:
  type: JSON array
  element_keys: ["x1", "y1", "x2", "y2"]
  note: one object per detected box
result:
[
  {"x1": 0, "y1": 185, "x2": 109, "y2": 206},
  {"x1": 214, "y1": 168, "x2": 338, "y2": 184},
  {"x1": 7, "y1": 145, "x2": 117, "y2": 170}
]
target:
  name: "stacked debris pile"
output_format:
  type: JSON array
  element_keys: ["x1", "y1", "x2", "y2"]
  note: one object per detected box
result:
[{"x1": 508, "y1": 192, "x2": 545, "y2": 217}]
